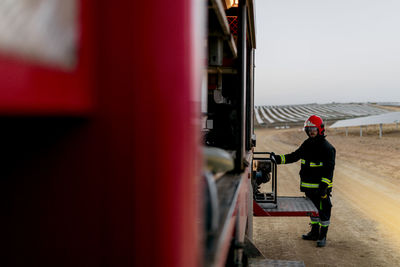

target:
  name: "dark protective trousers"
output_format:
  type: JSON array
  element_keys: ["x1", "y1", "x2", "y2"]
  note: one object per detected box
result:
[{"x1": 306, "y1": 191, "x2": 332, "y2": 226}]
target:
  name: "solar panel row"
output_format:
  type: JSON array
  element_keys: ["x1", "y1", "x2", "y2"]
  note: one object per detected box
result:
[
  {"x1": 255, "y1": 103, "x2": 390, "y2": 126},
  {"x1": 329, "y1": 112, "x2": 400, "y2": 128}
]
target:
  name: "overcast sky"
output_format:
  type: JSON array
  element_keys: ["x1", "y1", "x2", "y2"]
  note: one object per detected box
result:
[{"x1": 254, "y1": 0, "x2": 400, "y2": 106}]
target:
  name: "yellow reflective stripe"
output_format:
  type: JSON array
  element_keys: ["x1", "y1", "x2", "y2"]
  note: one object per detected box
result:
[
  {"x1": 310, "y1": 161, "x2": 323, "y2": 167},
  {"x1": 321, "y1": 177, "x2": 333, "y2": 188},
  {"x1": 301, "y1": 182, "x2": 319, "y2": 188},
  {"x1": 321, "y1": 178, "x2": 331, "y2": 184},
  {"x1": 320, "y1": 221, "x2": 330, "y2": 227},
  {"x1": 280, "y1": 155, "x2": 286, "y2": 164},
  {"x1": 301, "y1": 159, "x2": 323, "y2": 167}
]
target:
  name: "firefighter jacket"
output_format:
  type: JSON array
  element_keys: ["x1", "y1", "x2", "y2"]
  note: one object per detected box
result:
[{"x1": 275, "y1": 135, "x2": 336, "y2": 194}]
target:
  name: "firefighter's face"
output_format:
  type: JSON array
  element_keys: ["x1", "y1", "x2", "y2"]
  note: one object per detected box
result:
[{"x1": 307, "y1": 127, "x2": 318, "y2": 138}]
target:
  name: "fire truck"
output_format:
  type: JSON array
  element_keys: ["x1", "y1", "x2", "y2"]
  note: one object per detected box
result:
[{"x1": 0, "y1": 0, "x2": 316, "y2": 266}]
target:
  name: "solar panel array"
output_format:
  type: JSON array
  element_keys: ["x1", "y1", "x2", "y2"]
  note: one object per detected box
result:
[
  {"x1": 254, "y1": 103, "x2": 389, "y2": 126},
  {"x1": 330, "y1": 112, "x2": 400, "y2": 128},
  {"x1": 376, "y1": 102, "x2": 400, "y2": 107}
]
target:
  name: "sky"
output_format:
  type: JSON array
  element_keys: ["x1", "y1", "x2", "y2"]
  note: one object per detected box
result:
[{"x1": 254, "y1": 0, "x2": 400, "y2": 106}]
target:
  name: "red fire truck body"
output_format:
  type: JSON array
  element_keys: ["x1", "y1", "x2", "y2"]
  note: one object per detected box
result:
[{"x1": 0, "y1": 1, "x2": 315, "y2": 266}]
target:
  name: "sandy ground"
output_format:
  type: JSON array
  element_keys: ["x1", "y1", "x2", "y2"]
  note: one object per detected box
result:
[{"x1": 253, "y1": 125, "x2": 400, "y2": 266}]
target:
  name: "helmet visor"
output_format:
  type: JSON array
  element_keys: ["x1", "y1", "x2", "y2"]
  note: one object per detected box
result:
[
  {"x1": 305, "y1": 126, "x2": 319, "y2": 134},
  {"x1": 306, "y1": 126, "x2": 318, "y2": 131}
]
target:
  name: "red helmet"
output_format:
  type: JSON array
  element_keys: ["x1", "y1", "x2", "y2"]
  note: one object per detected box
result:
[{"x1": 304, "y1": 115, "x2": 325, "y2": 135}]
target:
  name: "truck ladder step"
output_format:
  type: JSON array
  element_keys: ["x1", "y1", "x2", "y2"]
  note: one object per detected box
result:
[
  {"x1": 249, "y1": 258, "x2": 305, "y2": 267},
  {"x1": 254, "y1": 196, "x2": 318, "y2": 217}
]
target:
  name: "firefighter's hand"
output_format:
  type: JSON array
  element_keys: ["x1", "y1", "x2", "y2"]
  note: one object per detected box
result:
[
  {"x1": 319, "y1": 186, "x2": 328, "y2": 198},
  {"x1": 270, "y1": 152, "x2": 276, "y2": 160},
  {"x1": 270, "y1": 152, "x2": 279, "y2": 164}
]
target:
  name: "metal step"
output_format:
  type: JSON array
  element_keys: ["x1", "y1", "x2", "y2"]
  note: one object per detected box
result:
[
  {"x1": 253, "y1": 196, "x2": 318, "y2": 217},
  {"x1": 249, "y1": 258, "x2": 305, "y2": 267}
]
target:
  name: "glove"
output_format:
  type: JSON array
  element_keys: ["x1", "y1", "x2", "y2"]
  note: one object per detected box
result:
[
  {"x1": 270, "y1": 152, "x2": 278, "y2": 163},
  {"x1": 319, "y1": 185, "x2": 328, "y2": 198}
]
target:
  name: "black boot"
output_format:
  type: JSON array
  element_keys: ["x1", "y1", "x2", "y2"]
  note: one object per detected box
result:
[
  {"x1": 317, "y1": 226, "x2": 328, "y2": 247},
  {"x1": 302, "y1": 224, "x2": 320, "y2": 241}
]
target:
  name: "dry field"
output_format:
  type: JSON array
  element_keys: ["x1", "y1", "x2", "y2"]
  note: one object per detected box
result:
[{"x1": 253, "y1": 124, "x2": 400, "y2": 266}]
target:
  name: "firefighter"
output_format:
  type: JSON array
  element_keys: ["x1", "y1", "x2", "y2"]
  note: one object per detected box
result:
[{"x1": 273, "y1": 115, "x2": 336, "y2": 247}]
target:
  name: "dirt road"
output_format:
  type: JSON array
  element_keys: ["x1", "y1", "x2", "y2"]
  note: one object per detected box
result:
[{"x1": 253, "y1": 126, "x2": 400, "y2": 266}]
